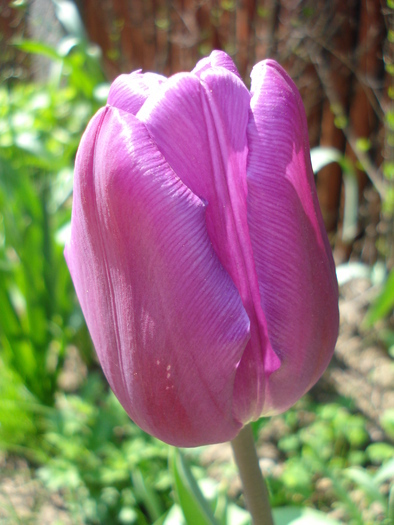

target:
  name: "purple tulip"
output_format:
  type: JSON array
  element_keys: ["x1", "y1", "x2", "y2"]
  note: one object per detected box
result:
[{"x1": 65, "y1": 51, "x2": 339, "y2": 447}]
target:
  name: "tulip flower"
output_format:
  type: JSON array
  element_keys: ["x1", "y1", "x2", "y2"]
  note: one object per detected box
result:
[{"x1": 65, "y1": 51, "x2": 339, "y2": 448}]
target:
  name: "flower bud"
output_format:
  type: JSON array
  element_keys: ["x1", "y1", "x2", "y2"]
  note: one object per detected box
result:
[{"x1": 65, "y1": 51, "x2": 339, "y2": 447}]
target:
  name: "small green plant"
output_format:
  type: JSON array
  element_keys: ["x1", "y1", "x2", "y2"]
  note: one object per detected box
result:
[{"x1": 36, "y1": 376, "x2": 171, "y2": 524}]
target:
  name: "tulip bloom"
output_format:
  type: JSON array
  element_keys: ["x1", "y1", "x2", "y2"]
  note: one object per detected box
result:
[{"x1": 65, "y1": 51, "x2": 339, "y2": 447}]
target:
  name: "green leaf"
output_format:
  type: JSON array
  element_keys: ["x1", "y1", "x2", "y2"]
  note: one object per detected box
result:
[
  {"x1": 381, "y1": 329, "x2": 394, "y2": 356},
  {"x1": 356, "y1": 137, "x2": 372, "y2": 152},
  {"x1": 310, "y1": 147, "x2": 342, "y2": 174},
  {"x1": 93, "y1": 83, "x2": 111, "y2": 103},
  {"x1": 367, "y1": 443, "x2": 394, "y2": 463},
  {"x1": 365, "y1": 269, "x2": 394, "y2": 326},
  {"x1": 13, "y1": 39, "x2": 61, "y2": 61},
  {"x1": 226, "y1": 503, "x2": 251, "y2": 524},
  {"x1": 383, "y1": 161, "x2": 394, "y2": 180},
  {"x1": 334, "y1": 115, "x2": 348, "y2": 129},
  {"x1": 388, "y1": 485, "x2": 394, "y2": 524},
  {"x1": 158, "y1": 505, "x2": 186, "y2": 525},
  {"x1": 310, "y1": 147, "x2": 358, "y2": 242},
  {"x1": 273, "y1": 506, "x2": 343, "y2": 524},
  {"x1": 152, "y1": 511, "x2": 169, "y2": 525},
  {"x1": 14, "y1": 132, "x2": 50, "y2": 160},
  {"x1": 57, "y1": 35, "x2": 80, "y2": 57},
  {"x1": 340, "y1": 165, "x2": 358, "y2": 242},
  {"x1": 380, "y1": 410, "x2": 394, "y2": 440},
  {"x1": 131, "y1": 468, "x2": 164, "y2": 522},
  {"x1": 52, "y1": 0, "x2": 86, "y2": 38},
  {"x1": 170, "y1": 449, "x2": 219, "y2": 525},
  {"x1": 118, "y1": 506, "x2": 138, "y2": 524},
  {"x1": 374, "y1": 458, "x2": 394, "y2": 485},
  {"x1": 344, "y1": 467, "x2": 386, "y2": 506}
]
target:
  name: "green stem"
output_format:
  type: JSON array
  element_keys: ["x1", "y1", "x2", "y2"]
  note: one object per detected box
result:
[{"x1": 231, "y1": 424, "x2": 274, "y2": 525}]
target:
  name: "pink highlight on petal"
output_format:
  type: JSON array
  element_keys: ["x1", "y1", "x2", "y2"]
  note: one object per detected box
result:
[
  {"x1": 192, "y1": 50, "x2": 242, "y2": 79},
  {"x1": 108, "y1": 70, "x2": 166, "y2": 115}
]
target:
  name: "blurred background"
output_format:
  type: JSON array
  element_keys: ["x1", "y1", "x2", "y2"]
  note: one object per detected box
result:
[{"x1": 0, "y1": 1, "x2": 393, "y2": 524}]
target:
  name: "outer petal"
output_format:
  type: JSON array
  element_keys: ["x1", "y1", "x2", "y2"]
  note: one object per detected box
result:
[
  {"x1": 138, "y1": 68, "x2": 281, "y2": 424},
  {"x1": 137, "y1": 69, "x2": 250, "y2": 260},
  {"x1": 107, "y1": 70, "x2": 166, "y2": 115},
  {"x1": 192, "y1": 50, "x2": 241, "y2": 79},
  {"x1": 245, "y1": 60, "x2": 339, "y2": 416},
  {"x1": 64, "y1": 106, "x2": 250, "y2": 446}
]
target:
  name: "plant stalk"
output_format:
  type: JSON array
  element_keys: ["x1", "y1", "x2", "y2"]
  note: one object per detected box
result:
[{"x1": 231, "y1": 424, "x2": 274, "y2": 525}]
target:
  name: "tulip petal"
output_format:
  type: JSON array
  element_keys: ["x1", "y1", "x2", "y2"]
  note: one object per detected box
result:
[
  {"x1": 108, "y1": 71, "x2": 166, "y2": 115},
  {"x1": 65, "y1": 106, "x2": 250, "y2": 446},
  {"x1": 192, "y1": 50, "x2": 241, "y2": 79},
  {"x1": 244, "y1": 60, "x2": 339, "y2": 416},
  {"x1": 137, "y1": 70, "x2": 251, "y2": 281},
  {"x1": 138, "y1": 67, "x2": 281, "y2": 424}
]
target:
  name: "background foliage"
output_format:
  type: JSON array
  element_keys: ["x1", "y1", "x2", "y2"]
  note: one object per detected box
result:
[{"x1": 0, "y1": 1, "x2": 393, "y2": 524}]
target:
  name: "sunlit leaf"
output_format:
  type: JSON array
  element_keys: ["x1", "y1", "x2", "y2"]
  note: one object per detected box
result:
[
  {"x1": 131, "y1": 468, "x2": 164, "y2": 522},
  {"x1": 367, "y1": 443, "x2": 394, "y2": 463},
  {"x1": 335, "y1": 262, "x2": 371, "y2": 286},
  {"x1": 365, "y1": 269, "x2": 394, "y2": 326},
  {"x1": 53, "y1": 0, "x2": 86, "y2": 39},
  {"x1": 273, "y1": 506, "x2": 343, "y2": 525},
  {"x1": 13, "y1": 39, "x2": 61, "y2": 61},
  {"x1": 310, "y1": 147, "x2": 342, "y2": 174},
  {"x1": 158, "y1": 505, "x2": 186, "y2": 525},
  {"x1": 310, "y1": 146, "x2": 358, "y2": 242},
  {"x1": 344, "y1": 467, "x2": 386, "y2": 506},
  {"x1": 171, "y1": 449, "x2": 219, "y2": 525},
  {"x1": 374, "y1": 458, "x2": 394, "y2": 485}
]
